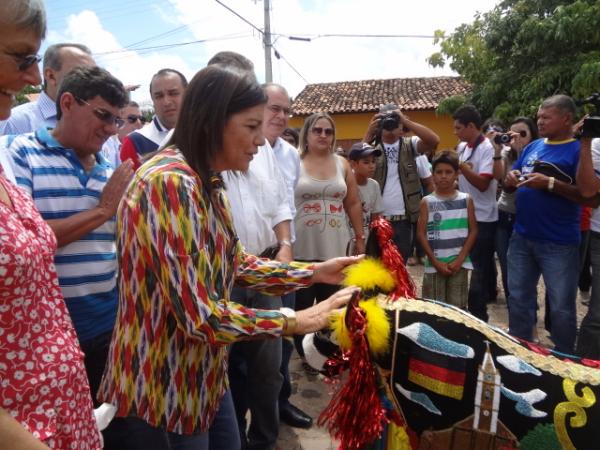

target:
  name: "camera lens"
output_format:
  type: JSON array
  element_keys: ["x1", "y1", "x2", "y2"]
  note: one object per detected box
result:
[{"x1": 494, "y1": 133, "x2": 512, "y2": 144}]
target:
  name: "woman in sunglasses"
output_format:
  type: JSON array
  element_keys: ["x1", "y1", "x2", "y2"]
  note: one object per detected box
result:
[
  {"x1": 0, "y1": 1, "x2": 102, "y2": 449},
  {"x1": 491, "y1": 117, "x2": 538, "y2": 306},
  {"x1": 97, "y1": 65, "x2": 360, "y2": 450},
  {"x1": 291, "y1": 112, "x2": 364, "y2": 370}
]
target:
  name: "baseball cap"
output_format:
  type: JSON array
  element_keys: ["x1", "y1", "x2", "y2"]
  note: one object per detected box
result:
[{"x1": 348, "y1": 142, "x2": 383, "y2": 160}]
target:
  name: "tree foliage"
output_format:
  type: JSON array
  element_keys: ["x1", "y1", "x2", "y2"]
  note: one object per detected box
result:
[
  {"x1": 429, "y1": 0, "x2": 600, "y2": 122},
  {"x1": 15, "y1": 85, "x2": 41, "y2": 106}
]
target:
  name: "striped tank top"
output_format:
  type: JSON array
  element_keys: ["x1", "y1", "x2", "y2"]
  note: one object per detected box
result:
[{"x1": 424, "y1": 191, "x2": 473, "y2": 273}]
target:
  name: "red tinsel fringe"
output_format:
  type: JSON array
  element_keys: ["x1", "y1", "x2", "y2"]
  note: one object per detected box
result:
[
  {"x1": 318, "y1": 299, "x2": 389, "y2": 450},
  {"x1": 371, "y1": 217, "x2": 416, "y2": 300}
]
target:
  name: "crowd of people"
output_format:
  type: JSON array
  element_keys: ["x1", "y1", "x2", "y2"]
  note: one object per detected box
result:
[{"x1": 2, "y1": 1, "x2": 600, "y2": 449}]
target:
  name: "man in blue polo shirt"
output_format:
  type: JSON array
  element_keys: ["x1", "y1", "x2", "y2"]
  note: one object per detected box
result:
[
  {"x1": 5, "y1": 66, "x2": 133, "y2": 403},
  {"x1": 505, "y1": 94, "x2": 592, "y2": 354}
]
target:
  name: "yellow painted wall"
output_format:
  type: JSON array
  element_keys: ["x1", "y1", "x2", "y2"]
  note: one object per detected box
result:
[{"x1": 289, "y1": 110, "x2": 458, "y2": 151}]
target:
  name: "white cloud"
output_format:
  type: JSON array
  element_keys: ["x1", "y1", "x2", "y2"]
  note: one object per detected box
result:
[{"x1": 46, "y1": 10, "x2": 196, "y2": 106}]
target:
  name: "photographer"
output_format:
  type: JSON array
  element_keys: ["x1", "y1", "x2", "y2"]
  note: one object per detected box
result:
[{"x1": 362, "y1": 105, "x2": 439, "y2": 260}]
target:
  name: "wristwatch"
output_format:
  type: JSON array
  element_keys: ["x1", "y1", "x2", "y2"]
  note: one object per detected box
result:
[{"x1": 280, "y1": 307, "x2": 297, "y2": 335}]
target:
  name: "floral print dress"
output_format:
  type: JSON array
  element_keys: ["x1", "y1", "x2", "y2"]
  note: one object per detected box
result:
[{"x1": 0, "y1": 172, "x2": 101, "y2": 449}]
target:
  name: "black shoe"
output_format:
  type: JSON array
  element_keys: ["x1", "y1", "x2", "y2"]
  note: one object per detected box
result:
[{"x1": 280, "y1": 403, "x2": 313, "y2": 429}]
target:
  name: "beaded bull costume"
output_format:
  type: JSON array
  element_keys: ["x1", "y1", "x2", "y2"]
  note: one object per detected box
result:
[{"x1": 306, "y1": 217, "x2": 600, "y2": 450}]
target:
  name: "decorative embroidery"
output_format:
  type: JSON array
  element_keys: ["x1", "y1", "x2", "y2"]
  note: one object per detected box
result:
[{"x1": 554, "y1": 379, "x2": 596, "y2": 450}]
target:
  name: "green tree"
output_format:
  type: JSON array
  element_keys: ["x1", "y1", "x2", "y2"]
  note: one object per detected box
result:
[
  {"x1": 14, "y1": 85, "x2": 41, "y2": 106},
  {"x1": 429, "y1": 0, "x2": 600, "y2": 122}
]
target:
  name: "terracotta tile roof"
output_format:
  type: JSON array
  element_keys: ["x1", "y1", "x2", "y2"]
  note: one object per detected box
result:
[{"x1": 291, "y1": 76, "x2": 470, "y2": 115}]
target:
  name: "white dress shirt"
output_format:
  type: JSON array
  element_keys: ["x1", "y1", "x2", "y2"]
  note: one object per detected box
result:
[
  {"x1": 223, "y1": 141, "x2": 292, "y2": 255},
  {"x1": 272, "y1": 137, "x2": 300, "y2": 240}
]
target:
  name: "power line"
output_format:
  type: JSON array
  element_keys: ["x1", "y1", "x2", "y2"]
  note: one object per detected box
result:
[
  {"x1": 94, "y1": 33, "x2": 252, "y2": 62},
  {"x1": 272, "y1": 45, "x2": 308, "y2": 84},
  {"x1": 214, "y1": 0, "x2": 263, "y2": 36},
  {"x1": 286, "y1": 33, "x2": 436, "y2": 40}
]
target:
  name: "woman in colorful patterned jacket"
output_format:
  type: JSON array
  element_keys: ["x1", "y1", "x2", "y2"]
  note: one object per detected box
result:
[
  {"x1": 98, "y1": 64, "x2": 360, "y2": 450},
  {"x1": 0, "y1": 1, "x2": 102, "y2": 449}
]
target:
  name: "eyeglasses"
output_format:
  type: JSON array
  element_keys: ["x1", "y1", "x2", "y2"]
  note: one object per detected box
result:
[
  {"x1": 126, "y1": 114, "x2": 144, "y2": 124},
  {"x1": 268, "y1": 104, "x2": 291, "y2": 116},
  {"x1": 2, "y1": 52, "x2": 41, "y2": 71},
  {"x1": 311, "y1": 126, "x2": 334, "y2": 137},
  {"x1": 75, "y1": 97, "x2": 125, "y2": 128}
]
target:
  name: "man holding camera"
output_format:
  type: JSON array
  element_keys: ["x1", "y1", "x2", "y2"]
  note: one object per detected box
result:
[{"x1": 363, "y1": 105, "x2": 439, "y2": 260}]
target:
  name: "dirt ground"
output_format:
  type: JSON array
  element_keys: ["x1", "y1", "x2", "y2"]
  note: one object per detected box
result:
[{"x1": 276, "y1": 262, "x2": 590, "y2": 449}]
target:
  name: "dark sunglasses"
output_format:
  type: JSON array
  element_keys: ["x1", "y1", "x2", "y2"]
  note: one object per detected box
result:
[
  {"x1": 3, "y1": 52, "x2": 41, "y2": 71},
  {"x1": 75, "y1": 97, "x2": 125, "y2": 128},
  {"x1": 126, "y1": 114, "x2": 144, "y2": 124},
  {"x1": 311, "y1": 126, "x2": 334, "y2": 137}
]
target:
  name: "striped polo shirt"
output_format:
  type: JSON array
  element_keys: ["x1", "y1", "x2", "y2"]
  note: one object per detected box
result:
[
  {"x1": 423, "y1": 191, "x2": 473, "y2": 274},
  {"x1": 7, "y1": 127, "x2": 117, "y2": 342}
]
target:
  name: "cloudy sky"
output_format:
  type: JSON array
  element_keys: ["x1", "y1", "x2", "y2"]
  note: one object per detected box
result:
[{"x1": 45, "y1": 0, "x2": 500, "y2": 105}]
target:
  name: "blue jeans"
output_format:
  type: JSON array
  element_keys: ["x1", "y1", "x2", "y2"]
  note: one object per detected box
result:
[
  {"x1": 228, "y1": 288, "x2": 282, "y2": 450},
  {"x1": 101, "y1": 390, "x2": 239, "y2": 450},
  {"x1": 390, "y1": 219, "x2": 413, "y2": 261},
  {"x1": 577, "y1": 231, "x2": 600, "y2": 358},
  {"x1": 279, "y1": 292, "x2": 295, "y2": 409},
  {"x1": 468, "y1": 221, "x2": 497, "y2": 322},
  {"x1": 507, "y1": 233, "x2": 579, "y2": 354},
  {"x1": 495, "y1": 210, "x2": 515, "y2": 304}
]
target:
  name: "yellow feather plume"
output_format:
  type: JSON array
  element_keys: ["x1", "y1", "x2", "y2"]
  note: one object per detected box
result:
[
  {"x1": 330, "y1": 298, "x2": 391, "y2": 356},
  {"x1": 342, "y1": 258, "x2": 396, "y2": 293}
]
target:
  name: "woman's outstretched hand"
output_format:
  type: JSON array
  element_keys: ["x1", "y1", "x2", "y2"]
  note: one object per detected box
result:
[
  {"x1": 312, "y1": 255, "x2": 364, "y2": 285},
  {"x1": 294, "y1": 286, "x2": 360, "y2": 335}
]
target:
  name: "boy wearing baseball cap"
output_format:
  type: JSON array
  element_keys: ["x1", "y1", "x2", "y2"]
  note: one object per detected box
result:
[{"x1": 348, "y1": 143, "x2": 384, "y2": 248}]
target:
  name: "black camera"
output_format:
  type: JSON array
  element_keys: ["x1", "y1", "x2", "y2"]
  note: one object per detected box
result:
[
  {"x1": 493, "y1": 130, "x2": 526, "y2": 145},
  {"x1": 494, "y1": 133, "x2": 512, "y2": 145},
  {"x1": 576, "y1": 93, "x2": 600, "y2": 138},
  {"x1": 381, "y1": 111, "x2": 400, "y2": 131}
]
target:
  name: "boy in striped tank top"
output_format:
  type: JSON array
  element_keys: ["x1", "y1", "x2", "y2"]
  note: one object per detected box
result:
[{"x1": 417, "y1": 151, "x2": 478, "y2": 308}]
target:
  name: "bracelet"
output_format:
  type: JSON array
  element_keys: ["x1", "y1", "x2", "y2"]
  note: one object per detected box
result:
[
  {"x1": 353, "y1": 235, "x2": 365, "y2": 241},
  {"x1": 278, "y1": 239, "x2": 292, "y2": 247},
  {"x1": 548, "y1": 176, "x2": 555, "y2": 192},
  {"x1": 280, "y1": 307, "x2": 297, "y2": 335},
  {"x1": 493, "y1": 156, "x2": 502, "y2": 161}
]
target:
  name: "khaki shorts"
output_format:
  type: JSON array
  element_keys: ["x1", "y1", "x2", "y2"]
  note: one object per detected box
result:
[{"x1": 422, "y1": 268, "x2": 469, "y2": 310}]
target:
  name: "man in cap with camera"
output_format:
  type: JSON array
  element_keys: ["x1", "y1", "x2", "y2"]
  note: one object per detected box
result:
[{"x1": 362, "y1": 105, "x2": 439, "y2": 261}]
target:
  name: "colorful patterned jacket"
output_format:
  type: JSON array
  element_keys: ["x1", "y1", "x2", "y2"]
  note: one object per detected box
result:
[{"x1": 98, "y1": 147, "x2": 313, "y2": 433}]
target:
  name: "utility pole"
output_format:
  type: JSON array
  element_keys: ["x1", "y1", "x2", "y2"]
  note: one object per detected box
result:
[{"x1": 263, "y1": 0, "x2": 273, "y2": 82}]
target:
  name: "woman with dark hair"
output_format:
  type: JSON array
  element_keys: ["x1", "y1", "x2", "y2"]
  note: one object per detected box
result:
[
  {"x1": 97, "y1": 65, "x2": 360, "y2": 450},
  {"x1": 292, "y1": 112, "x2": 364, "y2": 368},
  {"x1": 493, "y1": 116, "x2": 538, "y2": 304},
  {"x1": 0, "y1": 1, "x2": 102, "y2": 449}
]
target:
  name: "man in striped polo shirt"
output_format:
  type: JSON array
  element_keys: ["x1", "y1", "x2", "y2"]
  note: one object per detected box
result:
[{"x1": 5, "y1": 66, "x2": 133, "y2": 403}]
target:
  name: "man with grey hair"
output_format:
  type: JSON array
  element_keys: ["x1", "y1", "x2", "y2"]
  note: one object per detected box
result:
[
  {"x1": 262, "y1": 82, "x2": 313, "y2": 429},
  {"x1": 504, "y1": 94, "x2": 599, "y2": 354},
  {"x1": 0, "y1": 42, "x2": 95, "y2": 135}
]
